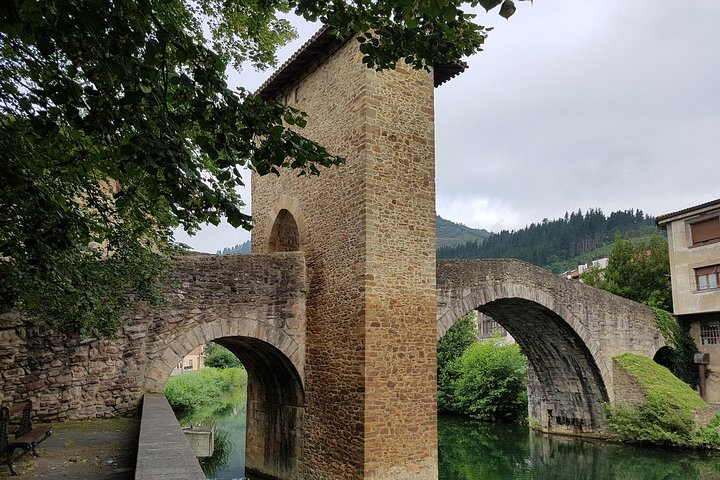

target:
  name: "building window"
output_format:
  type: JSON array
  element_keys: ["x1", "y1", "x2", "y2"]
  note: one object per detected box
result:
[
  {"x1": 691, "y1": 216, "x2": 720, "y2": 246},
  {"x1": 696, "y1": 265, "x2": 720, "y2": 291},
  {"x1": 701, "y1": 321, "x2": 720, "y2": 345},
  {"x1": 478, "y1": 316, "x2": 505, "y2": 338}
]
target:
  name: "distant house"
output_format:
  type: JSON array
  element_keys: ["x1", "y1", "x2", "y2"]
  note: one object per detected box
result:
[
  {"x1": 562, "y1": 256, "x2": 608, "y2": 282},
  {"x1": 657, "y1": 198, "x2": 720, "y2": 403},
  {"x1": 172, "y1": 345, "x2": 206, "y2": 375},
  {"x1": 477, "y1": 313, "x2": 515, "y2": 343}
]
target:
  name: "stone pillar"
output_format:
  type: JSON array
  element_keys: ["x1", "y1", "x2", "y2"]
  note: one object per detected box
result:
[{"x1": 252, "y1": 38, "x2": 438, "y2": 479}]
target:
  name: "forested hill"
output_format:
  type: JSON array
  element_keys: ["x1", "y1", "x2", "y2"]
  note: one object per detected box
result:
[
  {"x1": 217, "y1": 240, "x2": 251, "y2": 255},
  {"x1": 437, "y1": 209, "x2": 659, "y2": 273},
  {"x1": 436, "y1": 215, "x2": 491, "y2": 248}
]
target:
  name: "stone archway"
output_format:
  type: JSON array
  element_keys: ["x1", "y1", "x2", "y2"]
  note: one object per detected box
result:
[
  {"x1": 439, "y1": 297, "x2": 609, "y2": 435},
  {"x1": 437, "y1": 258, "x2": 667, "y2": 436},
  {"x1": 263, "y1": 195, "x2": 307, "y2": 254},
  {"x1": 136, "y1": 253, "x2": 308, "y2": 479},
  {"x1": 155, "y1": 335, "x2": 304, "y2": 480}
]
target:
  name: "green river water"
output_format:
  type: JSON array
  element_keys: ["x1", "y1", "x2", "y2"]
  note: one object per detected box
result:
[{"x1": 189, "y1": 404, "x2": 720, "y2": 480}]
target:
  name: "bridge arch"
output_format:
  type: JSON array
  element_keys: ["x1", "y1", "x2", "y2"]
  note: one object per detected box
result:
[
  {"x1": 437, "y1": 258, "x2": 667, "y2": 436},
  {"x1": 143, "y1": 316, "x2": 304, "y2": 394},
  {"x1": 147, "y1": 331, "x2": 304, "y2": 480},
  {"x1": 137, "y1": 252, "x2": 308, "y2": 479}
]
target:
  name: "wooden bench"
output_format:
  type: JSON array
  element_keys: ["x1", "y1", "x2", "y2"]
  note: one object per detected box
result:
[{"x1": 1, "y1": 400, "x2": 52, "y2": 476}]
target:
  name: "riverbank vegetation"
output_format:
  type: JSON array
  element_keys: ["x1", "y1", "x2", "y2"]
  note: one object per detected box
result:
[
  {"x1": 438, "y1": 312, "x2": 528, "y2": 423},
  {"x1": 163, "y1": 345, "x2": 248, "y2": 477},
  {"x1": 164, "y1": 364, "x2": 247, "y2": 425},
  {"x1": 607, "y1": 353, "x2": 720, "y2": 448}
]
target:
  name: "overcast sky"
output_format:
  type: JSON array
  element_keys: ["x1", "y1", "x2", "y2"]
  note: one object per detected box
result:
[{"x1": 176, "y1": 0, "x2": 720, "y2": 252}]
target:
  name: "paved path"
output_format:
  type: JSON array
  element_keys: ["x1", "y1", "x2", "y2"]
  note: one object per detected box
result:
[{"x1": 2, "y1": 417, "x2": 138, "y2": 479}]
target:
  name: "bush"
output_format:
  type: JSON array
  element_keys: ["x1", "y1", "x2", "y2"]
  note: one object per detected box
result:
[
  {"x1": 453, "y1": 337, "x2": 528, "y2": 423},
  {"x1": 607, "y1": 391, "x2": 697, "y2": 446},
  {"x1": 437, "y1": 312, "x2": 478, "y2": 413},
  {"x1": 164, "y1": 367, "x2": 247, "y2": 421}
]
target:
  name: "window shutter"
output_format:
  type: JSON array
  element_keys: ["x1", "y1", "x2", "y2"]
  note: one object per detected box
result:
[{"x1": 691, "y1": 217, "x2": 720, "y2": 245}]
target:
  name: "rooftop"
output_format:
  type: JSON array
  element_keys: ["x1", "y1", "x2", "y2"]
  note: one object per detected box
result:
[
  {"x1": 656, "y1": 198, "x2": 720, "y2": 226},
  {"x1": 256, "y1": 26, "x2": 467, "y2": 100}
]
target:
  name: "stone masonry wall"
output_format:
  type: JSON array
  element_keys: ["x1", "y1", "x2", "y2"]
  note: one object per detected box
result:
[
  {"x1": 0, "y1": 253, "x2": 307, "y2": 423},
  {"x1": 252, "y1": 38, "x2": 438, "y2": 479}
]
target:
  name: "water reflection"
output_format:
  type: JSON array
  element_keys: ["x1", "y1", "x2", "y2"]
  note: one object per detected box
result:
[
  {"x1": 177, "y1": 391, "x2": 247, "y2": 479},
  {"x1": 439, "y1": 415, "x2": 720, "y2": 480}
]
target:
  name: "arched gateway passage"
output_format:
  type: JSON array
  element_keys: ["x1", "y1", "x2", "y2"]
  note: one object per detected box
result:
[
  {"x1": 437, "y1": 258, "x2": 667, "y2": 436},
  {"x1": 140, "y1": 253, "x2": 308, "y2": 480}
]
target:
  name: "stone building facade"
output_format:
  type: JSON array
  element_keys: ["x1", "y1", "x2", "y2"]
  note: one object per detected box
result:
[
  {"x1": 658, "y1": 198, "x2": 720, "y2": 402},
  {"x1": 251, "y1": 28, "x2": 462, "y2": 480}
]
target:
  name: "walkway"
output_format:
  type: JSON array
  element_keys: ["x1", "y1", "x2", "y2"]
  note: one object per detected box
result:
[{"x1": 1, "y1": 417, "x2": 137, "y2": 479}]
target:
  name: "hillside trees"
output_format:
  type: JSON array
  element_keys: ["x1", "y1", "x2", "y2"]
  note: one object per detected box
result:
[
  {"x1": 437, "y1": 208, "x2": 658, "y2": 271},
  {"x1": 0, "y1": 0, "x2": 524, "y2": 336}
]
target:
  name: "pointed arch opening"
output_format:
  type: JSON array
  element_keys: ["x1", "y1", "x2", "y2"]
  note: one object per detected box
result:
[{"x1": 268, "y1": 209, "x2": 300, "y2": 252}]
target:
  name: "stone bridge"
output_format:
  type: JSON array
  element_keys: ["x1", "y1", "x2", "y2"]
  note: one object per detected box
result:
[
  {"x1": 437, "y1": 258, "x2": 666, "y2": 436},
  {"x1": 2, "y1": 253, "x2": 668, "y2": 479}
]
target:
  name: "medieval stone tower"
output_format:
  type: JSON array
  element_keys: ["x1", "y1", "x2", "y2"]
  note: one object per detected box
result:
[{"x1": 252, "y1": 29, "x2": 463, "y2": 480}]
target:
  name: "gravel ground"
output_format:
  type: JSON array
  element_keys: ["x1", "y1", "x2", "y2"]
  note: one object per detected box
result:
[{"x1": 1, "y1": 416, "x2": 138, "y2": 479}]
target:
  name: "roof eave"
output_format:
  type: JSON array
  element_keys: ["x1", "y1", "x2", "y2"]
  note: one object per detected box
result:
[{"x1": 256, "y1": 27, "x2": 468, "y2": 100}]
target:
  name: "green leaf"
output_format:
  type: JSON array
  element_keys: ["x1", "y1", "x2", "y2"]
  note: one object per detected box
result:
[{"x1": 499, "y1": 0, "x2": 517, "y2": 19}]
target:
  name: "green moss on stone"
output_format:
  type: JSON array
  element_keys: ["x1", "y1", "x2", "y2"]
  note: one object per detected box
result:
[{"x1": 614, "y1": 352, "x2": 705, "y2": 410}]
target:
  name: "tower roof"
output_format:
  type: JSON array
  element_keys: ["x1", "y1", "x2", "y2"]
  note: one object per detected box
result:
[{"x1": 256, "y1": 26, "x2": 467, "y2": 100}]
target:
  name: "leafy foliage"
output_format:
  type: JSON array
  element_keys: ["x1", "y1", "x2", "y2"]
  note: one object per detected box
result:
[
  {"x1": 163, "y1": 366, "x2": 247, "y2": 422},
  {"x1": 583, "y1": 234, "x2": 673, "y2": 311},
  {"x1": 652, "y1": 308, "x2": 699, "y2": 387},
  {"x1": 437, "y1": 311, "x2": 478, "y2": 413},
  {"x1": 438, "y1": 208, "x2": 658, "y2": 273},
  {"x1": 1, "y1": 0, "x2": 523, "y2": 336},
  {"x1": 606, "y1": 353, "x2": 719, "y2": 448},
  {"x1": 204, "y1": 342, "x2": 242, "y2": 369},
  {"x1": 453, "y1": 337, "x2": 528, "y2": 422},
  {"x1": 438, "y1": 313, "x2": 528, "y2": 422}
]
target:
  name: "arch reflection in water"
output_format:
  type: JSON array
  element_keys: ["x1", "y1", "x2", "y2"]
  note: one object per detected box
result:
[{"x1": 438, "y1": 416, "x2": 720, "y2": 480}]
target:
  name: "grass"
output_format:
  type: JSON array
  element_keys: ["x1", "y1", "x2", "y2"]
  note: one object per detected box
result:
[{"x1": 614, "y1": 353, "x2": 706, "y2": 410}]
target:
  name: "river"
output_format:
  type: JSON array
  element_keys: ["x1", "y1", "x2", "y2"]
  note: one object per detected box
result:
[{"x1": 190, "y1": 405, "x2": 720, "y2": 480}]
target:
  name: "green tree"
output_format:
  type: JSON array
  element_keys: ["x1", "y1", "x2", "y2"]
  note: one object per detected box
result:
[
  {"x1": 583, "y1": 234, "x2": 673, "y2": 311},
  {"x1": 453, "y1": 337, "x2": 528, "y2": 422},
  {"x1": 0, "y1": 0, "x2": 524, "y2": 336},
  {"x1": 204, "y1": 343, "x2": 242, "y2": 369},
  {"x1": 437, "y1": 311, "x2": 478, "y2": 413}
]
